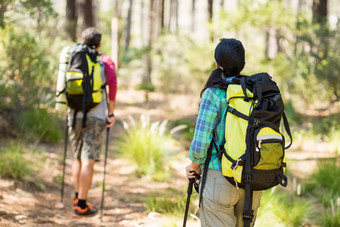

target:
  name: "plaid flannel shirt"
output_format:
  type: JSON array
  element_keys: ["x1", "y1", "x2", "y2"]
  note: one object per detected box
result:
[{"x1": 189, "y1": 87, "x2": 228, "y2": 170}]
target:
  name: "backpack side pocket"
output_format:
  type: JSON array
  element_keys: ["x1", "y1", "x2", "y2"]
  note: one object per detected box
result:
[
  {"x1": 66, "y1": 70, "x2": 84, "y2": 95},
  {"x1": 253, "y1": 127, "x2": 284, "y2": 170}
]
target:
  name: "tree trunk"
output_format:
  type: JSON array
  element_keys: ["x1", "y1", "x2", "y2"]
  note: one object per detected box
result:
[
  {"x1": 66, "y1": 0, "x2": 77, "y2": 42},
  {"x1": 140, "y1": 0, "x2": 145, "y2": 45},
  {"x1": 191, "y1": 0, "x2": 196, "y2": 33},
  {"x1": 312, "y1": 0, "x2": 328, "y2": 25},
  {"x1": 161, "y1": 0, "x2": 165, "y2": 30},
  {"x1": 154, "y1": 0, "x2": 162, "y2": 36},
  {"x1": 0, "y1": 4, "x2": 7, "y2": 29},
  {"x1": 208, "y1": 0, "x2": 214, "y2": 41},
  {"x1": 265, "y1": 27, "x2": 278, "y2": 59},
  {"x1": 169, "y1": 0, "x2": 178, "y2": 33},
  {"x1": 144, "y1": 0, "x2": 154, "y2": 85},
  {"x1": 265, "y1": 30, "x2": 270, "y2": 59},
  {"x1": 276, "y1": 31, "x2": 282, "y2": 54},
  {"x1": 111, "y1": 17, "x2": 119, "y2": 68},
  {"x1": 175, "y1": 0, "x2": 178, "y2": 32},
  {"x1": 168, "y1": 0, "x2": 173, "y2": 31},
  {"x1": 208, "y1": 0, "x2": 213, "y2": 21},
  {"x1": 113, "y1": 0, "x2": 122, "y2": 18},
  {"x1": 220, "y1": 0, "x2": 224, "y2": 8},
  {"x1": 312, "y1": 0, "x2": 329, "y2": 57},
  {"x1": 125, "y1": 0, "x2": 133, "y2": 51},
  {"x1": 0, "y1": 1, "x2": 12, "y2": 29},
  {"x1": 82, "y1": 0, "x2": 94, "y2": 28},
  {"x1": 294, "y1": 0, "x2": 304, "y2": 55}
]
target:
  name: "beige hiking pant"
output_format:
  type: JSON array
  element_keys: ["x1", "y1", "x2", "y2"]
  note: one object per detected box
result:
[{"x1": 199, "y1": 169, "x2": 262, "y2": 227}]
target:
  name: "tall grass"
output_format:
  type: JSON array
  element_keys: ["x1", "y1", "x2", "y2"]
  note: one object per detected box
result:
[
  {"x1": 117, "y1": 115, "x2": 178, "y2": 180},
  {"x1": 322, "y1": 210, "x2": 340, "y2": 226},
  {"x1": 145, "y1": 187, "x2": 198, "y2": 216},
  {"x1": 304, "y1": 161, "x2": 340, "y2": 207},
  {"x1": 255, "y1": 188, "x2": 314, "y2": 227},
  {"x1": 169, "y1": 119, "x2": 194, "y2": 149},
  {"x1": 0, "y1": 143, "x2": 32, "y2": 180},
  {"x1": 146, "y1": 194, "x2": 186, "y2": 215}
]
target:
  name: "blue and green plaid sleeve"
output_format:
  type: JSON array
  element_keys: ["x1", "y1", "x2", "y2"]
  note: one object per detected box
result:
[{"x1": 189, "y1": 88, "x2": 227, "y2": 170}]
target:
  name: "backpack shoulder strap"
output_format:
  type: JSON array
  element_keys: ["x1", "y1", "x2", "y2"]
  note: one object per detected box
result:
[
  {"x1": 198, "y1": 131, "x2": 219, "y2": 207},
  {"x1": 283, "y1": 112, "x2": 293, "y2": 149},
  {"x1": 240, "y1": 76, "x2": 249, "y2": 101}
]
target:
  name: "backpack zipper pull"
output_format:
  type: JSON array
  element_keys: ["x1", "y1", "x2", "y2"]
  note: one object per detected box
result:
[{"x1": 258, "y1": 140, "x2": 262, "y2": 149}]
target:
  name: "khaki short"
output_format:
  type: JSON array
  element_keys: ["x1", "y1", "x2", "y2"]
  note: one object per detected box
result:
[
  {"x1": 68, "y1": 117, "x2": 106, "y2": 161},
  {"x1": 200, "y1": 169, "x2": 262, "y2": 227}
]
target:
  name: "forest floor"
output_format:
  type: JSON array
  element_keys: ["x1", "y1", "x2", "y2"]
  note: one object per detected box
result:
[
  {"x1": 0, "y1": 90, "x2": 337, "y2": 227},
  {"x1": 0, "y1": 90, "x2": 201, "y2": 227}
]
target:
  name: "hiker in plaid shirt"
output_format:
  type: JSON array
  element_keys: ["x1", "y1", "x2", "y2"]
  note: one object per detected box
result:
[{"x1": 185, "y1": 38, "x2": 262, "y2": 227}]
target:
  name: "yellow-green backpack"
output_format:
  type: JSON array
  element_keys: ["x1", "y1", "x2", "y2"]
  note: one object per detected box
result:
[
  {"x1": 223, "y1": 73, "x2": 292, "y2": 226},
  {"x1": 58, "y1": 43, "x2": 105, "y2": 128},
  {"x1": 199, "y1": 73, "x2": 292, "y2": 227}
]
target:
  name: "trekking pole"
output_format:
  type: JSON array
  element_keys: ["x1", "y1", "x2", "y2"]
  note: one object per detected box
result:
[
  {"x1": 60, "y1": 115, "x2": 68, "y2": 202},
  {"x1": 100, "y1": 127, "x2": 110, "y2": 222},
  {"x1": 183, "y1": 177, "x2": 195, "y2": 227}
]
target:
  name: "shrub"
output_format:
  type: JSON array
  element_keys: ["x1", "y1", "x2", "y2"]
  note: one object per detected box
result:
[
  {"x1": 0, "y1": 25, "x2": 53, "y2": 109},
  {"x1": 117, "y1": 115, "x2": 177, "y2": 180}
]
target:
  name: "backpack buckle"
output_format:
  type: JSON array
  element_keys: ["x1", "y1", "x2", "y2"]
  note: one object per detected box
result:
[
  {"x1": 244, "y1": 173, "x2": 252, "y2": 183},
  {"x1": 243, "y1": 213, "x2": 254, "y2": 220},
  {"x1": 243, "y1": 211, "x2": 254, "y2": 222},
  {"x1": 253, "y1": 119, "x2": 261, "y2": 128}
]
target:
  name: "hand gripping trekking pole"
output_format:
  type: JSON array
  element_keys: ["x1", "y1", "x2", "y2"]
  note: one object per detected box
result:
[
  {"x1": 60, "y1": 115, "x2": 68, "y2": 202},
  {"x1": 100, "y1": 127, "x2": 110, "y2": 222},
  {"x1": 183, "y1": 176, "x2": 195, "y2": 227}
]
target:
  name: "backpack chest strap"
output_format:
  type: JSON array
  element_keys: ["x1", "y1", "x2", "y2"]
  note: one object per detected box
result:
[{"x1": 227, "y1": 106, "x2": 250, "y2": 121}]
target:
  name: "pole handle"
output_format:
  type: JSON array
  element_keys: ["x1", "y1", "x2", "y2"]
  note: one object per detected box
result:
[{"x1": 187, "y1": 178, "x2": 195, "y2": 194}]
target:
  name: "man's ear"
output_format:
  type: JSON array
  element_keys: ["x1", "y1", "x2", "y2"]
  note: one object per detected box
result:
[{"x1": 96, "y1": 42, "x2": 101, "y2": 51}]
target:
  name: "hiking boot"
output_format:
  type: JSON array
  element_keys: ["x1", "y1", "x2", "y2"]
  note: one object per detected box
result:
[{"x1": 73, "y1": 202, "x2": 97, "y2": 217}]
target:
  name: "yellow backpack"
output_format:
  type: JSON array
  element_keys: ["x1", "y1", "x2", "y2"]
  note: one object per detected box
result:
[
  {"x1": 58, "y1": 43, "x2": 104, "y2": 128},
  {"x1": 222, "y1": 73, "x2": 292, "y2": 226},
  {"x1": 199, "y1": 73, "x2": 292, "y2": 227}
]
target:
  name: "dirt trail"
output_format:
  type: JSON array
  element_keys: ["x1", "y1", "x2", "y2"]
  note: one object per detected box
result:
[
  {"x1": 0, "y1": 90, "x2": 201, "y2": 227},
  {"x1": 0, "y1": 152, "x2": 199, "y2": 227},
  {"x1": 1, "y1": 90, "x2": 329, "y2": 226}
]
